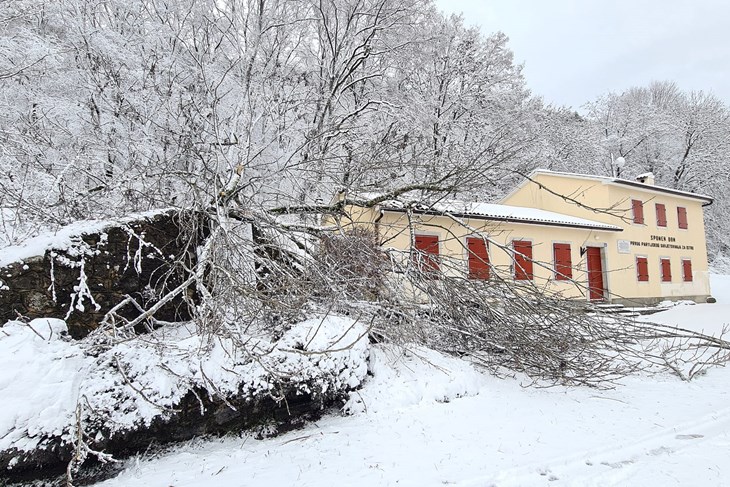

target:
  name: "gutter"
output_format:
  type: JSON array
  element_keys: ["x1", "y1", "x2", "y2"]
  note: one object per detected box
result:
[
  {"x1": 374, "y1": 207, "x2": 385, "y2": 224},
  {"x1": 374, "y1": 208, "x2": 384, "y2": 229}
]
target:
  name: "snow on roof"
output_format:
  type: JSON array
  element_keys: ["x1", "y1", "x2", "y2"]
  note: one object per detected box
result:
[
  {"x1": 523, "y1": 169, "x2": 713, "y2": 204},
  {"x1": 374, "y1": 198, "x2": 622, "y2": 231},
  {"x1": 0, "y1": 208, "x2": 175, "y2": 269}
]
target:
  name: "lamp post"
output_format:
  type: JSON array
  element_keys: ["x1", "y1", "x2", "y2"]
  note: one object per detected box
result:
[{"x1": 610, "y1": 153, "x2": 626, "y2": 177}]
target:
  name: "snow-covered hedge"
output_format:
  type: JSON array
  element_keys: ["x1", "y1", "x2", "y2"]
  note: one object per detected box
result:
[{"x1": 0, "y1": 315, "x2": 369, "y2": 474}]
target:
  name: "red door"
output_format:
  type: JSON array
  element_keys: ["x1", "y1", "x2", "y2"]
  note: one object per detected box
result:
[{"x1": 586, "y1": 247, "x2": 605, "y2": 301}]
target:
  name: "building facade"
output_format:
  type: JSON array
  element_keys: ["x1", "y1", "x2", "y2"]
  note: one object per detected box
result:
[{"x1": 336, "y1": 170, "x2": 713, "y2": 305}]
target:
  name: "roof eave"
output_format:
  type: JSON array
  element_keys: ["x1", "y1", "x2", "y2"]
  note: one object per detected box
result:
[
  {"x1": 523, "y1": 169, "x2": 713, "y2": 204},
  {"x1": 609, "y1": 179, "x2": 713, "y2": 205},
  {"x1": 379, "y1": 207, "x2": 623, "y2": 232}
]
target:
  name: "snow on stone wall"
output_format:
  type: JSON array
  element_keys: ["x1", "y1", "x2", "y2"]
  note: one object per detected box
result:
[{"x1": 0, "y1": 210, "x2": 207, "y2": 337}]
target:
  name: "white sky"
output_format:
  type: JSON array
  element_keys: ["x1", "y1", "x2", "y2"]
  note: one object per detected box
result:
[{"x1": 433, "y1": 0, "x2": 730, "y2": 110}]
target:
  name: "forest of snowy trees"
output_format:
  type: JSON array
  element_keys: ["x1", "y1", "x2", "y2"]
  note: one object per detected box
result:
[
  {"x1": 1, "y1": 1, "x2": 730, "y2": 483},
  {"x1": 3, "y1": 0, "x2": 729, "y2": 256}
]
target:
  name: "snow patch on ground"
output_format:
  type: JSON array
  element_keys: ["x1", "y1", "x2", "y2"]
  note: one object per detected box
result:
[
  {"x1": 344, "y1": 345, "x2": 485, "y2": 414},
  {"x1": 638, "y1": 274, "x2": 730, "y2": 337},
  {"x1": 0, "y1": 319, "x2": 88, "y2": 453}
]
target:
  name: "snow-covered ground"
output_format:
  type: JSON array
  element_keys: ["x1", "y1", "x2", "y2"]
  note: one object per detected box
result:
[{"x1": 94, "y1": 276, "x2": 730, "y2": 487}]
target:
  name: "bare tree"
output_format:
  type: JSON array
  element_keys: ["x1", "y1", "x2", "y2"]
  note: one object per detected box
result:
[
  {"x1": 550, "y1": 82, "x2": 730, "y2": 259},
  {"x1": 1, "y1": 0, "x2": 728, "y2": 399}
]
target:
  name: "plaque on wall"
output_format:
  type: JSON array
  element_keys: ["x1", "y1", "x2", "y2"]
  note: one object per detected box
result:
[{"x1": 617, "y1": 240, "x2": 631, "y2": 254}]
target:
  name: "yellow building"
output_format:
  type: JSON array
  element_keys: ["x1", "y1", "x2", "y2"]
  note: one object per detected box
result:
[{"x1": 335, "y1": 169, "x2": 713, "y2": 305}]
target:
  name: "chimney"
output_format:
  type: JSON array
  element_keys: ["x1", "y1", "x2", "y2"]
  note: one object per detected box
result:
[{"x1": 636, "y1": 172, "x2": 655, "y2": 185}]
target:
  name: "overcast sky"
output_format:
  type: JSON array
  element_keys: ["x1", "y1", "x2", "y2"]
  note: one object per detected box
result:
[{"x1": 434, "y1": 0, "x2": 730, "y2": 110}]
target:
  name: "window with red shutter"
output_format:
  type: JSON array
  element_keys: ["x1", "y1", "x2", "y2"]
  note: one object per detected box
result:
[
  {"x1": 632, "y1": 199, "x2": 644, "y2": 224},
  {"x1": 660, "y1": 258, "x2": 672, "y2": 282},
  {"x1": 682, "y1": 259, "x2": 693, "y2": 282},
  {"x1": 466, "y1": 237, "x2": 490, "y2": 280},
  {"x1": 636, "y1": 257, "x2": 649, "y2": 282},
  {"x1": 677, "y1": 207, "x2": 688, "y2": 229},
  {"x1": 656, "y1": 203, "x2": 667, "y2": 227},
  {"x1": 413, "y1": 234, "x2": 440, "y2": 274},
  {"x1": 553, "y1": 243, "x2": 572, "y2": 280},
  {"x1": 513, "y1": 240, "x2": 533, "y2": 281}
]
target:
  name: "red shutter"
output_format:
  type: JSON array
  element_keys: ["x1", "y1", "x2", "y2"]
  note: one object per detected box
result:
[
  {"x1": 660, "y1": 258, "x2": 672, "y2": 282},
  {"x1": 513, "y1": 240, "x2": 533, "y2": 281},
  {"x1": 636, "y1": 257, "x2": 649, "y2": 282},
  {"x1": 682, "y1": 259, "x2": 693, "y2": 282},
  {"x1": 414, "y1": 234, "x2": 440, "y2": 274},
  {"x1": 677, "y1": 207, "x2": 688, "y2": 229},
  {"x1": 632, "y1": 199, "x2": 644, "y2": 224},
  {"x1": 467, "y1": 237, "x2": 490, "y2": 280},
  {"x1": 553, "y1": 243, "x2": 572, "y2": 280},
  {"x1": 656, "y1": 203, "x2": 667, "y2": 227}
]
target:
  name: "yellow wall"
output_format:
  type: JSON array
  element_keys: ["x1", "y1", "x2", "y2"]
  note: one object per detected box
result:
[
  {"x1": 332, "y1": 172, "x2": 713, "y2": 304},
  {"x1": 501, "y1": 172, "x2": 711, "y2": 303},
  {"x1": 335, "y1": 203, "x2": 618, "y2": 302}
]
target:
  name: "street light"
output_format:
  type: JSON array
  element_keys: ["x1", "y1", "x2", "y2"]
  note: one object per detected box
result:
[{"x1": 611, "y1": 154, "x2": 626, "y2": 177}]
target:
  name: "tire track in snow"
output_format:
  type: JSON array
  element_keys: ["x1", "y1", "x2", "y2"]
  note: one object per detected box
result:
[{"x1": 456, "y1": 405, "x2": 730, "y2": 487}]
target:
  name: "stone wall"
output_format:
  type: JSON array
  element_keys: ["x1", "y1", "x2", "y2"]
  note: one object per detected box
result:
[{"x1": 0, "y1": 211, "x2": 207, "y2": 338}]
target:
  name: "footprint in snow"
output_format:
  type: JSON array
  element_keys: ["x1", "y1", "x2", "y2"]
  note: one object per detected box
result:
[
  {"x1": 648, "y1": 446, "x2": 674, "y2": 455},
  {"x1": 538, "y1": 469, "x2": 559, "y2": 481},
  {"x1": 600, "y1": 459, "x2": 635, "y2": 469}
]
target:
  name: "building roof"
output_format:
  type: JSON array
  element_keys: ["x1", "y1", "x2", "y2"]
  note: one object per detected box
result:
[
  {"x1": 374, "y1": 198, "x2": 623, "y2": 232},
  {"x1": 513, "y1": 169, "x2": 713, "y2": 205}
]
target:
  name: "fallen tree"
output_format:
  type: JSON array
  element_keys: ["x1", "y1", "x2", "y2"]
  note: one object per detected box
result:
[
  {"x1": 0, "y1": 315, "x2": 369, "y2": 484},
  {"x1": 1, "y1": 0, "x2": 729, "y2": 484},
  {"x1": 2, "y1": 203, "x2": 730, "y2": 485}
]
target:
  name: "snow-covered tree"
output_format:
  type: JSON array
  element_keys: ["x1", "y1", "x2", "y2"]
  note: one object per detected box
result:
[{"x1": 549, "y1": 81, "x2": 730, "y2": 258}]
